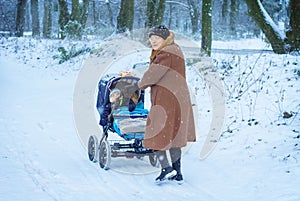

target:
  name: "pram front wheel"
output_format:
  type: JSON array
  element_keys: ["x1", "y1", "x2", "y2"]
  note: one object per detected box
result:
[
  {"x1": 99, "y1": 139, "x2": 111, "y2": 170},
  {"x1": 88, "y1": 135, "x2": 98, "y2": 163}
]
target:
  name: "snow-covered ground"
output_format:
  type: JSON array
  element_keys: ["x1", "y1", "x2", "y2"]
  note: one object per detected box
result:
[{"x1": 0, "y1": 35, "x2": 299, "y2": 201}]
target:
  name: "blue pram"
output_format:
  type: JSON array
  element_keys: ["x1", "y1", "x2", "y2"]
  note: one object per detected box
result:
[{"x1": 87, "y1": 73, "x2": 158, "y2": 170}]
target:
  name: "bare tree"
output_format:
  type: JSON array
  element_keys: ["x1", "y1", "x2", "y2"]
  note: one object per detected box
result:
[
  {"x1": 116, "y1": 0, "x2": 134, "y2": 33},
  {"x1": 58, "y1": 0, "x2": 89, "y2": 39},
  {"x1": 145, "y1": 0, "x2": 165, "y2": 28},
  {"x1": 71, "y1": 0, "x2": 89, "y2": 27},
  {"x1": 167, "y1": 1, "x2": 173, "y2": 28},
  {"x1": 201, "y1": 0, "x2": 212, "y2": 56},
  {"x1": 30, "y1": 0, "x2": 40, "y2": 37},
  {"x1": 16, "y1": 0, "x2": 27, "y2": 37},
  {"x1": 106, "y1": 0, "x2": 114, "y2": 27},
  {"x1": 245, "y1": 0, "x2": 300, "y2": 53},
  {"x1": 286, "y1": 0, "x2": 300, "y2": 51},
  {"x1": 43, "y1": 0, "x2": 52, "y2": 38},
  {"x1": 58, "y1": 0, "x2": 69, "y2": 39},
  {"x1": 187, "y1": 0, "x2": 200, "y2": 34},
  {"x1": 229, "y1": 0, "x2": 237, "y2": 35},
  {"x1": 222, "y1": 0, "x2": 229, "y2": 21}
]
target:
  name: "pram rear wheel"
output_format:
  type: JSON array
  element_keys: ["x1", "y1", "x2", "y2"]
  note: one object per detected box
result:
[
  {"x1": 149, "y1": 153, "x2": 159, "y2": 167},
  {"x1": 88, "y1": 135, "x2": 98, "y2": 163},
  {"x1": 99, "y1": 139, "x2": 111, "y2": 170}
]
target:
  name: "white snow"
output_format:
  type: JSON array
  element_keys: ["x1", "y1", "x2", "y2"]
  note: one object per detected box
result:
[{"x1": 0, "y1": 35, "x2": 299, "y2": 201}]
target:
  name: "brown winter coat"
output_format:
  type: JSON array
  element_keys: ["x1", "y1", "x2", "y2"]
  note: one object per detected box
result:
[{"x1": 138, "y1": 32, "x2": 196, "y2": 150}]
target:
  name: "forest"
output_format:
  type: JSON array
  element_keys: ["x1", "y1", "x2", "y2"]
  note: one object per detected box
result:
[{"x1": 1, "y1": 0, "x2": 299, "y2": 55}]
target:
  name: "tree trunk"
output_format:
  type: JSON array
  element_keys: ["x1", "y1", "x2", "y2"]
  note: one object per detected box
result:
[
  {"x1": 187, "y1": 0, "x2": 200, "y2": 34},
  {"x1": 155, "y1": 0, "x2": 165, "y2": 26},
  {"x1": 30, "y1": 0, "x2": 40, "y2": 37},
  {"x1": 92, "y1": 0, "x2": 96, "y2": 25},
  {"x1": 63, "y1": 0, "x2": 89, "y2": 39},
  {"x1": 71, "y1": 0, "x2": 89, "y2": 26},
  {"x1": 16, "y1": 0, "x2": 27, "y2": 37},
  {"x1": 43, "y1": 0, "x2": 52, "y2": 38},
  {"x1": 106, "y1": 0, "x2": 114, "y2": 27},
  {"x1": 167, "y1": 2, "x2": 172, "y2": 28},
  {"x1": 145, "y1": 0, "x2": 165, "y2": 28},
  {"x1": 69, "y1": 0, "x2": 81, "y2": 38},
  {"x1": 245, "y1": 0, "x2": 286, "y2": 54},
  {"x1": 286, "y1": 0, "x2": 300, "y2": 51},
  {"x1": 116, "y1": 0, "x2": 134, "y2": 33},
  {"x1": 222, "y1": 0, "x2": 228, "y2": 20},
  {"x1": 145, "y1": 0, "x2": 155, "y2": 28},
  {"x1": 58, "y1": 0, "x2": 69, "y2": 39},
  {"x1": 71, "y1": 0, "x2": 80, "y2": 21},
  {"x1": 201, "y1": 0, "x2": 212, "y2": 56},
  {"x1": 229, "y1": 0, "x2": 236, "y2": 35},
  {"x1": 79, "y1": 0, "x2": 89, "y2": 29}
]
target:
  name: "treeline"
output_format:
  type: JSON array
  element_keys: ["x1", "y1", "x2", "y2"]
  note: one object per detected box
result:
[{"x1": 0, "y1": 0, "x2": 299, "y2": 54}]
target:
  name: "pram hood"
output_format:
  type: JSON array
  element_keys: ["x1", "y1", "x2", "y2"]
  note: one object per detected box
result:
[{"x1": 96, "y1": 73, "x2": 143, "y2": 127}]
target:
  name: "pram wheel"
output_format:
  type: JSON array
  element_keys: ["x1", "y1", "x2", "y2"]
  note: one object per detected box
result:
[
  {"x1": 149, "y1": 153, "x2": 159, "y2": 167},
  {"x1": 88, "y1": 135, "x2": 98, "y2": 163},
  {"x1": 99, "y1": 139, "x2": 111, "y2": 170}
]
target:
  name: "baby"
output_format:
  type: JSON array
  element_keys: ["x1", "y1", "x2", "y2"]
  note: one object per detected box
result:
[{"x1": 109, "y1": 89, "x2": 121, "y2": 103}]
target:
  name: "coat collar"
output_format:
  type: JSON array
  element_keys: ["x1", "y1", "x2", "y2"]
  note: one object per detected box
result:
[{"x1": 160, "y1": 31, "x2": 175, "y2": 49}]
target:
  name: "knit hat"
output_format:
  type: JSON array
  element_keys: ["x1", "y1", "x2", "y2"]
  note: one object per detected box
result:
[{"x1": 148, "y1": 25, "x2": 170, "y2": 40}]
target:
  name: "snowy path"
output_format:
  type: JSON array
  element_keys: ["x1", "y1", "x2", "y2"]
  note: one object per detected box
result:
[
  {"x1": 0, "y1": 56, "x2": 221, "y2": 201},
  {"x1": 1, "y1": 36, "x2": 299, "y2": 201}
]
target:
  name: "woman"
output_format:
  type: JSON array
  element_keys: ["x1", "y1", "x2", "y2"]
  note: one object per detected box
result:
[{"x1": 138, "y1": 25, "x2": 196, "y2": 184}]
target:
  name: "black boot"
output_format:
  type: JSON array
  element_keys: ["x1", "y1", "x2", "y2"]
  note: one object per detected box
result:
[
  {"x1": 155, "y1": 151, "x2": 177, "y2": 183},
  {"x1": 171, "y1": 159, "x2": 183, "y2": 184},
  {"x1": 155, "y1": 166, "x2": 177, "y2": 183},
  {"x1": 169, "y1": 148, "x2": 184, "y2": 184}
]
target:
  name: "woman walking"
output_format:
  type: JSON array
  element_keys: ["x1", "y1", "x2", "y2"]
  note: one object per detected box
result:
[{"x1": 138, "y1": 25, "x2": 196, "y2": 184}]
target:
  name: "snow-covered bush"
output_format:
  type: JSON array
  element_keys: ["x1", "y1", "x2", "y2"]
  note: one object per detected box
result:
[{"x1": 63, "y1": 20, "x2": 83, "y2": 40}]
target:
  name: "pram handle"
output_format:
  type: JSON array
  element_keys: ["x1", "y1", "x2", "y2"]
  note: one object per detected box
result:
[{"x1": 113, "y1": 114, "x2": 147, "y2": 119}]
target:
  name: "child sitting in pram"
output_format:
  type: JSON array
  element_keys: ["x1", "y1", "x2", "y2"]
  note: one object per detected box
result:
[
  {"x1": 110, "y1": 88, "x2": 144, "y2": 113},
  {"x1": 108, "y1": 88, "x2": 147, "y2": 137},
  {"x1": 128, "y1": 89, "x2": 144, "y2": 112}
]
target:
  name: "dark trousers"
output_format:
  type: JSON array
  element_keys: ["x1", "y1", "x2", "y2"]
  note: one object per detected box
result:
[{"x1": 156, "y1": 147, "x2": 182, "y2": 174}]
